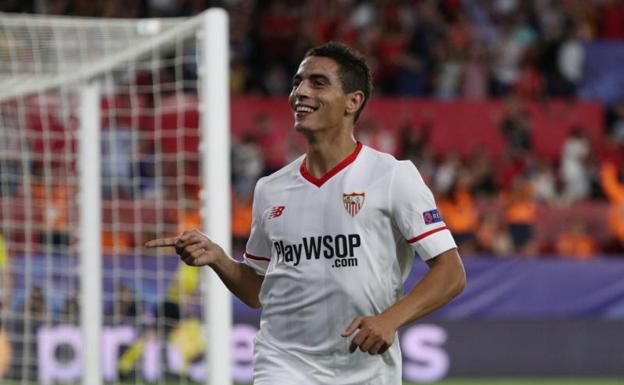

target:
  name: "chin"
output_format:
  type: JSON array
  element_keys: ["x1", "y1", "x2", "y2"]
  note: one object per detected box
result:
[{"x1": 294, "y1": 122, "x2": 312, "y2": 132}]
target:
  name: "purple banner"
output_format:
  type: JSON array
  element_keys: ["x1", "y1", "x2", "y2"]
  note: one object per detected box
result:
[
  {"x1": 580, "y1": 42, "x2": 624, "y2": 105},
  {"x1": 408, "y1": 257, "x2": 624, "y2": 320},
  {"x1": 7, "y1": 255, "x2": 624, "y2": 319}
]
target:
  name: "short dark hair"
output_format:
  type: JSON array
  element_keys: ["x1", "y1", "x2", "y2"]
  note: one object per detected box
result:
[{"x1": 304, "y1": 42, "x2": 373, "y2": 123}]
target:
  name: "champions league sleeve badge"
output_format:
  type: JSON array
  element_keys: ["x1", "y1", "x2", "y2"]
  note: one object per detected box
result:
[
  {"x1": 343, "y1": 192, "x2": 365, "y2": 217},
  {"x1": 423, "y1": 209, "x2": 443, "y2": 224}
]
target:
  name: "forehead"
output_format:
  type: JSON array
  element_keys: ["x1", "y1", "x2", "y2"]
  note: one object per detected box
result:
[{"x1": 294, "y1": 56, "x2": 341, "y2": 79}]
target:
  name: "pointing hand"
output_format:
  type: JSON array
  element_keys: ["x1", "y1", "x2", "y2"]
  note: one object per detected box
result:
[{"x1": 145, "y1": 229, "x2": 224, "y2": 267}]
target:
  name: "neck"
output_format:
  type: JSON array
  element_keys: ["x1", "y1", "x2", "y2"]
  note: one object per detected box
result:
[{"x1": 304, "y1": 131, "x2": 358, "y2": 178}]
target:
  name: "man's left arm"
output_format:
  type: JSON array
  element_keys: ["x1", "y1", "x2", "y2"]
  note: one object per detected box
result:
[{"x1": 342, "y1": 248, "x2": 465, "y2": 355}]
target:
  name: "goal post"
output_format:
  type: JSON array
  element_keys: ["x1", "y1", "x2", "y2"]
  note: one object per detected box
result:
[
  {"x1": 0, "y1": 9, "x2": 232, "y2": 385},
  {"x1": 201, "y1": 9, "x2": 233, "y2": 385},
  {"x1": 79, "y1": 82, "x2": 103, "y2": 385}
]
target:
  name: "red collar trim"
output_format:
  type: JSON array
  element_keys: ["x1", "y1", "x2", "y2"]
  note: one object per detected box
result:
[{"x1": 300, "y1": 142, "x2": 363, "y2": 188}]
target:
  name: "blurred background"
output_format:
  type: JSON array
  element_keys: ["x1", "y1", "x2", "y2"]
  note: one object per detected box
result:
[{"x1": 0, "y1": 0, "x2": 623, "y2": 384}]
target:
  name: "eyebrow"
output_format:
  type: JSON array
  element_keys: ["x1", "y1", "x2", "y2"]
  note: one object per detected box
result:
[{"x1": 292, "y1": 73, "x2": 331, "y2": 84}]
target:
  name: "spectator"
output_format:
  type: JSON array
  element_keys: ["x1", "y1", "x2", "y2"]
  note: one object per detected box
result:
[
  {"x1": 606, "y1": 100, "x2": 624, "y2": 144},
  {"x1": 0, "y1": 115, "x2": 22, "y2": 196},
  {"x1": 102, "y1": 123, "x2": 133, "y2": 199},
  {"x1": 465, "y1": 145, "x2": 498, "y2": 197},
  {"x1": 61, "y1": 291, "x2": 80, "y2": 324},
  {"x1": 555, "y1": 218, "x2": 598, "y2": 261},
  {"x1": 0, "y1": 234, "x2": 10, "y2": 319},
  {"x1": 490, "y1": 23, "x2": 525, "y2": 96},
  {"x1": 255, "y1": 0, "x2": 297, "y2": 90},
  {"x1": 232, "y1": 132, "x2": 264, "y2": 196},
  {"x1": 599, "y1": 0, "x2": 624, "y2": 39},
  {"x1": 101, "y1": 230, "x2": 132, "y2": 255},
  {"x1": 252, "y1": 113, "x2": 288, "y2": 175},
  {"x1": 461, "y1": 40, "x2": 489, "y2": 100},
  {"x1": 499, "y1": 96, "x2": 533, "y2": 156},
  {"x1": 557, "y1": 22, "x2": 587, "y2": 95},
  {"x1": 433, "y1": 152, "x2": 461, "y2": 195},
  {"x1": 357, "y1": 118, "x2": 397, "y2": 155},
  {"x1": 375, "y1": 3, "x2": 412, "y2": 94},
  {"x1": 174, "y1": 201, "x2": 202, "y2": 245},
  {"x1": 33, "y1": 183, "x2": 72, "y2": 249},
  {"x1": 501, "y1": 175, "x2": 538, "y2": 256},
  {"x1": 262, "y1": 64, "x2": 291, "y2": 95},
  {"x1": 512, "y1": 49, "x2": 544, "y2": 98},
  {"x1": 111, "y1": 282, "x2": 139, "y2": 324},
  {"x1": 232, "y1": 189, "x2": 253, "y2": 252},
  {"x1": 403, "y1": 2, "x2": 447, "y2": 95},
  {"x1": 530, "y1": 157, "x2": 558, "y2": 204},
  {"x1": 433, "y1": 40, "x2": 464, "y2": 100},
  {"x1": 395, "y1": 117, "x2": 437, "y2": 185},
  {"x1": 539, "y1": 21, "x2": 576, "y2": 97},
  {"x1": 395, "y1": 117, "x2": 432, "y2": 164},
  {"x1": 13, "y1": 285, "x2": 47, "y2": 381},
  {"x1": 137, "y1": 140, "x2": 161, "y2": 198},
  {"x1": 560, "y1": 126, "x2": 592, "y2": 203},
  {"x1": 476, "y1": 215, "x2": 515, "y2": 257},
  {"x1": 0, "y1": 321, "x2": 9, "y2": 379},
  {"x1": 437, "y1": 174, "x2": 479, "y2": 255},
  {"x1": 600, "y1": 162, "x2": 624, "y2": 253}
]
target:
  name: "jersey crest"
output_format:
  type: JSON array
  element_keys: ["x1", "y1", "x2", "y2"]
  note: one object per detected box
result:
[{"x1": 342, "y1": 192, "x2": 365, "y2": 217}]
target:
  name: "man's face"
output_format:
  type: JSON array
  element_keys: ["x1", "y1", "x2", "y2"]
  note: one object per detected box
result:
[{"x1": 289, "y1": 56, "x2": 350, "y2": 133}]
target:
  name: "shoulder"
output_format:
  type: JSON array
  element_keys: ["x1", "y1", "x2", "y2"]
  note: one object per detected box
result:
[
  {"x1": 255, "y1": 154, "x2": 305, "y2": 194},
  {"x1": 358, "y1": 147, "x2": 430, "y2": 199},
  {"x1": 359, "y1": 145, "x2": 421, "y2": 181}
]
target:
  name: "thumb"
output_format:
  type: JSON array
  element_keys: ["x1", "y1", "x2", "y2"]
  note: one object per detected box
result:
[{"x1": 341, "y1": 316, "x2": 363, "y2": 337}]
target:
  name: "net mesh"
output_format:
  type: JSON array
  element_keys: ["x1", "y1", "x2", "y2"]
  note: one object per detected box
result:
[{"x1": 0, "y1": 12, "x2": 213, "y2": 384}]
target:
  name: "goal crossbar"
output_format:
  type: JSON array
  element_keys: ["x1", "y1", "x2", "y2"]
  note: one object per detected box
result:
[{"x1": 0, "y1": 12, "x2": 203, "y2": 102}]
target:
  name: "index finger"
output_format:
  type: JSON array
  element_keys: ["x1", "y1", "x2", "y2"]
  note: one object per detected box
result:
[
  {"x1": 341, "y1": 316, "x2": 363, "y2": 338},
  {"x1": 145, "y1": 237, "x2": 179, "y2": 248}
]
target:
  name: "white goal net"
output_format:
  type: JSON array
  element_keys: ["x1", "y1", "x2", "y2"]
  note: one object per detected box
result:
[{"x1": 0, "y1": 9, "x2": 231, "y2": 385}]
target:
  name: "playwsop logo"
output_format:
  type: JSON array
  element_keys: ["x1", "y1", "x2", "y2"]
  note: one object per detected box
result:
[{"x1": 273, "y1": 234, "x2": 362, "y2": 269}]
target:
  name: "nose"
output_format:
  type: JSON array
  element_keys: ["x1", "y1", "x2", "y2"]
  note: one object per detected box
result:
[{"x1": 292, "y1": 80, "x2": 312, "y2": 99}]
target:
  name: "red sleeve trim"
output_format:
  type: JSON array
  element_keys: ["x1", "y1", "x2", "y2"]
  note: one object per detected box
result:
[
  {"x1": 407, "y1": 226, "x2": 449, "y2": 244},
  {"x1": 244, "y1": 252, "x2": 270, "y2": 262}
]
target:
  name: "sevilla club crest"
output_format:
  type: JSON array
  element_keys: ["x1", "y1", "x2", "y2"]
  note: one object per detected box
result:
[{"x1": 343, "y1": 192, "x2": 365, "y2": 217}]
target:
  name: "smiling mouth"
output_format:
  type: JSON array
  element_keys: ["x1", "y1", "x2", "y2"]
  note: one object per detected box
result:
[{"x1": 294, "y1": 105, "x2": 317, "y2": 119}]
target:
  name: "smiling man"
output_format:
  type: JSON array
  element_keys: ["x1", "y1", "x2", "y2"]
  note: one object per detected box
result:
[{"x1": 146, "y1": 42, "x2": 465, "y2": 385}]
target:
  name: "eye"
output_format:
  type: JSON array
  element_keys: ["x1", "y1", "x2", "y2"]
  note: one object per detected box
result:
[
  {"x1": 313, "y1": 78, "x2": 326, "y2": 87},
  {"x1": 292, "y1": 79, "x2": 301, "y2": 88}
]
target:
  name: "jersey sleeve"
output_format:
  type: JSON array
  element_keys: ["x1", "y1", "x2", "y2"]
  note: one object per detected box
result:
[
  {"x1": 242, "y1": 179, "x2": 272, "y2": 275},
  {"x1": 391, "y1": 161, "x2": 457, "y2": 261}
]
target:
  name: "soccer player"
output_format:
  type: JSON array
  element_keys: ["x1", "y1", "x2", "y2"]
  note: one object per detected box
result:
[{"x1": 146, "y1": 42, "x2": 465, "y2": 384}]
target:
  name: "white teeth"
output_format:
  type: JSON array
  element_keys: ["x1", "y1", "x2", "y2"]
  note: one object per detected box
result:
[{"x1": 296, "y1": 106, "x2": 315, "y2": 113}]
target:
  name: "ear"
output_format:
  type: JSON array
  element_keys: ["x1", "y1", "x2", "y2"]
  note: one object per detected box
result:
[{"x1": 345, "y1": 90, "x2": 365, "y2": 116}]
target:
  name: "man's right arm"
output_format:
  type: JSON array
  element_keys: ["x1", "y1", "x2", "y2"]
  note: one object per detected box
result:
[
  {"x1": 145, "y1": 229, "x2": 264, "y2": 308},
  {"x1": 208, "y1": 246, "x2": 264, "y2": 309}
]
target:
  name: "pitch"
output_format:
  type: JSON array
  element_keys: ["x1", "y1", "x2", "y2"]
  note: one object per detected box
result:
[{"x1": 3, "y1": 379, "x2": 622, "y2": 385}]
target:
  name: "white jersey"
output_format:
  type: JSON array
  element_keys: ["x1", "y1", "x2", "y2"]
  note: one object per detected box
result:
[{"x1": 243, "y1": 143, "x2": 456, "y2": 385}]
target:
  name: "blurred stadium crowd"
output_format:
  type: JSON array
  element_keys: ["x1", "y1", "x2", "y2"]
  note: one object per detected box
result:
[
  {"x1": 1, "y1": 0, "x2": 624, "y2": 259},
  {"x1": 3, "y1": 0, "x2": 624, "y2": 96}
]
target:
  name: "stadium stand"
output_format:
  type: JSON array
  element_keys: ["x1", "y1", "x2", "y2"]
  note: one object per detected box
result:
[{"x1": 1, "y1": 0, "x2": 623, "y2": 258}]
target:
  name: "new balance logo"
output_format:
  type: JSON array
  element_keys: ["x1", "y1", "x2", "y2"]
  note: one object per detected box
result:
[{"x1": 268, "y1": 206, "x2": 285, "y2": 219}]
